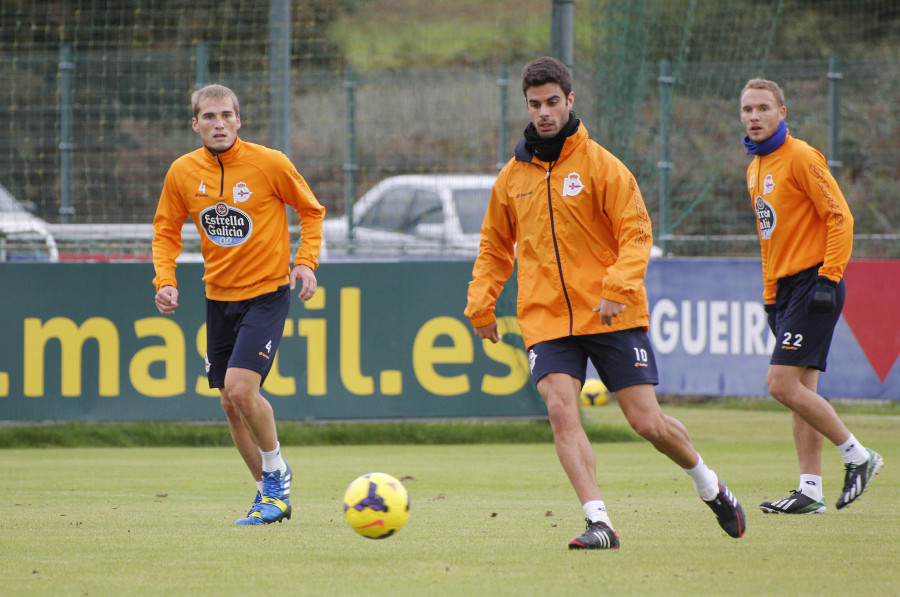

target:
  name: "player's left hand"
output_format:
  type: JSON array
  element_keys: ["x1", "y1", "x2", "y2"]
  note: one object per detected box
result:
[
  {"x1": 593, "y1": 298, "x2": 625, "y2": 326},
  {"x1": 808, "y1": 276, "x2": 837, "y2": 313},
  {"x1": 290, "y1": 264, "x2": 317, "y2": 301}
]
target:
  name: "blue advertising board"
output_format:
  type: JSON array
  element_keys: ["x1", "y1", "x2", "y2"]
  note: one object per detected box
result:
[{"x1": 644, "y1": 258, "x2": 899, "y2": 400}]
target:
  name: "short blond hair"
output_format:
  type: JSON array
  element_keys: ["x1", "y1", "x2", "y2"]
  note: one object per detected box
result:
[
  {"x1": 740, "y1": 78, "x2": 784, "y2": 107},
  {"x1": 191, "y1": 84, "x2": 240, "y2": 117}
]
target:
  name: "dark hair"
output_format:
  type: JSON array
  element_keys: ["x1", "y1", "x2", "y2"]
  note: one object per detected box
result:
[
  {"x1": 740, "y1": 78, "x2": 785, "y2": 107},
  {"x1": 521, "y1": 57, "x2": 572, "y2": 97}
]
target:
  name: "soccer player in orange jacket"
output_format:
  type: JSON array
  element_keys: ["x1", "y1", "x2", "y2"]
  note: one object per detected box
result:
[
  {"x1": 466, "y1": 57, "x2": 746, "y2": 548},
  {"x1": 740, "y1": 78, "x2": 882, "y2": 514},
  {"x1": 152, "y1": 84, "x2": 325, "y2": 524}
]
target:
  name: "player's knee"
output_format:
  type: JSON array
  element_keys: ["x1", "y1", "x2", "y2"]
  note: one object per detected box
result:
[
  {"x1": 628, "y1": 414, "x2": 667, "y2": 445},
  {"x1": 222, "y1": 381, "x2": 256, "y2": 411},
  {"x1": 545, "y1": 395, "x2": 579, "y2": 431},
  {"x1": 219, "y1": 393, "x2": 241, "y2": 418},
  {"x1": 766, "y1": 372, "x2": 794, "y2": 403}
]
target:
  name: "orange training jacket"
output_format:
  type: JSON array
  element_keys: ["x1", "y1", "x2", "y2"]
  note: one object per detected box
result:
[
  {"x1": 746, "y1": 132, "x2": 853, "y2": 304},
  {"x1": 465, "y1": 125, "x2": 653, "y2": 349},
  {"x1": 153, "y1": 137, "x2": 325, "y2": 301}
]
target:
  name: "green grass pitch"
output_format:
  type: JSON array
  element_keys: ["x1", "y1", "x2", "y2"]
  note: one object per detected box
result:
[{"x1": 0, "y1": 406, "x2": 896, "y2": 596}]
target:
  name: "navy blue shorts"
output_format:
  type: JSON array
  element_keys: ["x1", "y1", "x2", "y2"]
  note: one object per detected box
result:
[
  {"x1": 205, "y1": 285, "x2": 291, "y2": 388},
  {"x1": 769, "y1": 264, "x2": 845, "y2": 371},
  {"x1": 528, "y1": 329, "x2": 659, "y2": 392}
]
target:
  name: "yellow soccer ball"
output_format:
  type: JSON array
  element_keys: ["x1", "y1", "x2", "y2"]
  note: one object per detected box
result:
[
  {"x1": 579, "y1": 378, "x2": 609, "y2": 406},
  {"x1": 343, "y1": 472, "x2": 410, "y2": 539}
]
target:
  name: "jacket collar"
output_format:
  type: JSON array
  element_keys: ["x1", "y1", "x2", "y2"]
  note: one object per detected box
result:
[
  {"x1": 515, "y1": 124, "x2": 588, "y2": 166},
  {"x1": 203, "y1": 136, "x2": 243, "y2": 163}
]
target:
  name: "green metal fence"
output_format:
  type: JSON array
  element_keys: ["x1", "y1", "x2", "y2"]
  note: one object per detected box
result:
[{"x1": 1, "y1": 1, "x2": 897, "y2": 260}]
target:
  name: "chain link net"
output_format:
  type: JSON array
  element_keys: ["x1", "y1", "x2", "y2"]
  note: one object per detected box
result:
[{"x1": 0, "y1": 0, "x2": 896, "y2": 260}]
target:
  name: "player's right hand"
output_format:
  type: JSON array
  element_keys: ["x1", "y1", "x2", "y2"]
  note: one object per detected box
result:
[
  {"x1": 474, "y1": 321, "x2": 502, "y2": 344},
  {"x1": 155, "y1": 285, "x2": 179, "y2": 315},
  {"x1": 764, "y1": 303, "x2": 777, "y2": 334}
]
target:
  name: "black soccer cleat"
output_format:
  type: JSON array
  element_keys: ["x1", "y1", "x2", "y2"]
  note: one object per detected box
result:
[
  {"x1": 836, "y1": 449, "x2": 883, "y2": 510},
  {"x1": 760, "y1": 490, "x2": 826, "y2": 514},
  {"x1": 703, "y1": 479, "x2": 746, "y2": 538},
  {"x1": 568, "y1": 519, "x2": 620, "y2": 550}
]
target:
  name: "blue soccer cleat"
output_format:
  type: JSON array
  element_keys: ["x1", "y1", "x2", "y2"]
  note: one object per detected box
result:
[
  {"x1": 235, "y1": 491, "x2": 262, "y2": 525},
  {"x1": 236, "y1": 465, "x2": 292, "y2": 525}
]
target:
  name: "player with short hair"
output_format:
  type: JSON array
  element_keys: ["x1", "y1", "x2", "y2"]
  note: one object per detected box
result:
[
  {"x1": 152, "y1": 84, "x2": 325, "y2": 524},
  {"x1": 466, "y1": 57, "x2": 746, "y2": 549},
  {"x1": 739, "y1": 78, "x2": 882, "y2": 514}
]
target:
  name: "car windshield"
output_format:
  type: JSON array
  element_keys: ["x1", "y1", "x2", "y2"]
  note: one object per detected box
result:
[
  {"x1": 358, "y1": 187, "x2": 443, "y2": 233},
  {"x1": 453, "y1": 187, "x2": 491, "y2": 234},
  {"x1": 357, "y1": 187, "x2": 414, "y2": 231},
  {"x1": 0, "y1": 186, "x2": 27, "y2": 213}
]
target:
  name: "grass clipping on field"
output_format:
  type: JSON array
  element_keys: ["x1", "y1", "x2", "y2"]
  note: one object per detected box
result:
[{"x1": 0, "y1": 418, "x2": 639, "y2": 448}]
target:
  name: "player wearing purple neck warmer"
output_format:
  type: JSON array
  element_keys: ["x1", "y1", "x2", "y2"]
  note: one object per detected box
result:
[{"x1": 740, "y1": 78, "x2": 882, "y2": 515}]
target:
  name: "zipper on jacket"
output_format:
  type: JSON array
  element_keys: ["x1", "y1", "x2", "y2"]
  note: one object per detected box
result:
[
  {"x1": 543, "y1": 162, "x2": 575, "y2": 335},
  {"x1": 216, "y1": 155, "x2": 225, "y2": 198},
  {"x1": 754, "y1": 157, "x2": 762, "y2": 198}
]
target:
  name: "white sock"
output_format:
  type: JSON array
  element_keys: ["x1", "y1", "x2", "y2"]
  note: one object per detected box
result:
[
  {"x1": 836, "y1": 434, "x2": 868, "y2": 465},
  {"x1": 683, "y1": 456, "x2": 720, "y2": 501},
  {"x1": 260, "y1": 442, "x2": 286, "y2": 473},
  {"x1": 583, "y1": 500, "x2": 612, "y2": 526},
  {"x1": 798, "y1": 474, "x2": 823, "y2": 501},
  {"x1": 256, "y1": 480, "x2": 264, "y2": 495}
]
